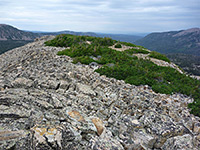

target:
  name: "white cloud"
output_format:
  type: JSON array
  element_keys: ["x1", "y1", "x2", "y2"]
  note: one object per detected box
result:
[{"x1": 0, "y1": 0, "x2": 199, "y2": 33}]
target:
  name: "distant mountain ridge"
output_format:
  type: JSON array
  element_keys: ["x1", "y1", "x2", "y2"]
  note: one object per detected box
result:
[
  {"x1": 0, "y1": 24, "x2": 42, "y2": 54},
  {"x1": 0, "y1": 24, "x2": 142, "y2": 54},
  {"x1": 135, "y1": 28, "x2": 200, "y2": 56},
  {"x1": 0, "y1": 24, "x2": 39, "y2": 40}
]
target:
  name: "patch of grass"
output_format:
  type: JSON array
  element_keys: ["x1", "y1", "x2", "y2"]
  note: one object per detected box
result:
[
  {"x1": 120, "y1": 41, "x2": 137, "y2": 47},
  {"x1": 149, "y1": 51, "x2": 170, "y2": 63},
  {"x1": 45, "y1": 34, "x2": 116, "y2": 48},
  {"x1": 72, "y1": 56, "x2": 95, "y2": 65},
  {"x1": 125, "y1": 48, "x2": 150, "y2": 54},
  {"x1": 115, "y1": 43, "x2": 122, "y2": 48},
  {"x1": 45, "y1": 34, "x2": 200, "y2": 117}
]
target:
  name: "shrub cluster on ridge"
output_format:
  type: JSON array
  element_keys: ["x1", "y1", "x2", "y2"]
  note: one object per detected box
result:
[{"x1": 45, "y1": 34, "x2": 200, "y2": 117}]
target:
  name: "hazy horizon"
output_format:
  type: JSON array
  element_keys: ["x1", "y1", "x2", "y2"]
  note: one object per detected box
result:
[{"x1": 0, "y1": 0, "x2": 199, "y2": 34}]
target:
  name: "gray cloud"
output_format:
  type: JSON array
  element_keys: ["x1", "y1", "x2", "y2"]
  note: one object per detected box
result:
[{"x1": 0, "y1": 0, "x2": 199, "y2": 33}]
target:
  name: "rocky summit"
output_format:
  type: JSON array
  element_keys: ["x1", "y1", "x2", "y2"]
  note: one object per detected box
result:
[{"x1": 0, "y1": 36, "x2": 200, "y2": 150}]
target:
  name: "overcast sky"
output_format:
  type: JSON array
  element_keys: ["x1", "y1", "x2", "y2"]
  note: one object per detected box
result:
[{"x1": 0, "y1": 0, "x2": 199, "y2": 34}]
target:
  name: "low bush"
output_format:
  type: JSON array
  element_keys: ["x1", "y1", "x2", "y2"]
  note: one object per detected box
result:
[
  {"x1": 120, "y1": 42, "x2": 137, "y2": 47},
  {"x1": 72, "y1": 56, "x2": 95, "y2": 65},
  {"x1": 115, "y1": 43, "x2": 122, "y2": 48},
  {"x1": 125, "y1": 48, "x2": 150, "y2": 54},
  {"x1": 149, "y1": 51, "x2": 170, "y2": 63},
  {"x1": 45, "y1": 34, "x2": 200, "y2": 117}
]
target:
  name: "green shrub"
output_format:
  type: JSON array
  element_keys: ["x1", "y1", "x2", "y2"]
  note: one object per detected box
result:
[
  {"x1": 72, "y1": 56, "x2": 95, "y2": 65},
  {"x1": 152, "y1": 83, "x2": 173, "y2": 94},
  {"x1": 115, "y1": 43, "x2": 122, "y2": 48},
  {"x1": 125, "y1": 76, "x2": 146, "y2": 86},
  {"x1": 188, "y1": 100, "x2": 200, "y2": 116},
  {"x1": 46, "y1": 34, "x2": 200, "y2": 117},
  {"x1": 149, "y1": 51, "x2": 170, "y2": 63},
  {"x1": 120, "y1": 42, "x2": 137, "y2": 47},
  {"x1": 125, "y1": 48, "x2": 150, "y2": 54}
]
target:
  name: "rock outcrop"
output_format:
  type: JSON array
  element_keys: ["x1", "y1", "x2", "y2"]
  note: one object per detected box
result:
[{"x1": 0, "y1": 36, "x2": 200, "y2": 150}]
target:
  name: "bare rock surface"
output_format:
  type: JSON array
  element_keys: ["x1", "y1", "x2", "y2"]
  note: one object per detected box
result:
[{"x1": 0, "y1": 36, "x2": 200, "y2": 150}]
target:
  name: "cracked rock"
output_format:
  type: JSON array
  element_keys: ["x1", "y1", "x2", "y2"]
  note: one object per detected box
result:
[{"x1": 0, "y1": 36, "x2": 200, "y2": 150}]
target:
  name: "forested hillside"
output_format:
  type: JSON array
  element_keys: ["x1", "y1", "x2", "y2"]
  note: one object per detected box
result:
[
  {"x1": 135, "y1": 28, "x2": 200, "y2": 56},
  {"x1": 167, "y1": 53, "x2": 200, "y2": 76}
]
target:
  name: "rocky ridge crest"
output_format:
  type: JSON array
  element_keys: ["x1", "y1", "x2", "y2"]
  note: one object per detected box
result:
[{"x1": 0, "y1": 36, "x2": 200, "y2": 150}]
